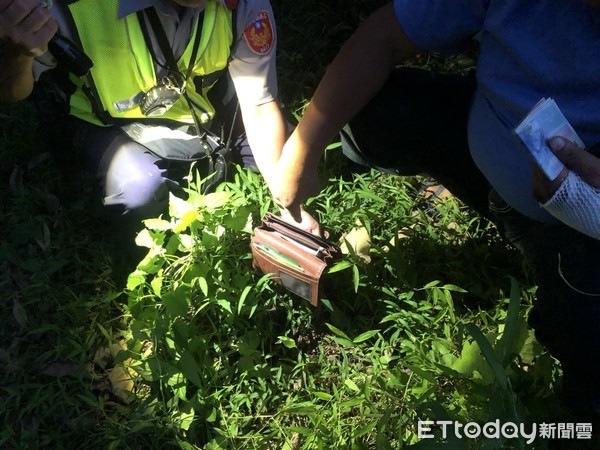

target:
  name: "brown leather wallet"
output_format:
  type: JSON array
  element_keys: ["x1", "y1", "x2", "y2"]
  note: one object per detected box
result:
[{"x1": 251, "y1": 212, "x2": 340, "y2": 306}]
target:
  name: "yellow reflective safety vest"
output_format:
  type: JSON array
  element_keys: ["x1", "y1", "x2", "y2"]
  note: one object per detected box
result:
[{"x1": 67, "y1": 0, "x2": 233, "y2": 126}]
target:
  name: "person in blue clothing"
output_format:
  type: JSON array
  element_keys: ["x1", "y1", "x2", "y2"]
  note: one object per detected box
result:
[{"x1": 269, "y1": 0, "x2": 600, "y2": 421}]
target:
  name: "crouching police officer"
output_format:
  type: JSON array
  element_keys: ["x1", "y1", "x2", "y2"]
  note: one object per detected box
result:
[{"x1": 0, "y1": 0, "x2": 311, "y2": 227}]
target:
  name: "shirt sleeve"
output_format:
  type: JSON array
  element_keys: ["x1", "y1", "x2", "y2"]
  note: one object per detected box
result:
[
  {"x1": 228, "y1": 0, "x2": 278, "y2": 107},
  {"x1": 393, "y1": 0, "x2": 489, "y2": 54}
]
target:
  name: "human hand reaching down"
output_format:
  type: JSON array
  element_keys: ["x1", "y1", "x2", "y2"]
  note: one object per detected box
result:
[
  {"x1": 278, "y1": 206, "x2": 322, "y2": 238},
  {"x1": 268, "y1": 137, "x2": 323, "y2": 237}
]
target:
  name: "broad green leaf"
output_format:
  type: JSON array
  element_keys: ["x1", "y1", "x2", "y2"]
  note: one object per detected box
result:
[
  {"x1": 312, "y1": 391, "x2": 333, "y2": 401},
  {"x1": 520, "y1": 329, "x2": 544, "y2": 364},
  {"x1": 169, "y1": 193, "x2": 195, "y2": 219},
  {"x1": 223, "y1": 209, "x2": 252, "y2": 232},
  {"x1": 406, "y1": 364, "x2": 436, "y2": 383},
  {"x1": 332, "y1": 337, "x2": 355, "y2": 348},
  {"x1": 339, "y1": 398, "x2": 363, "y2": 408},
  {"x1": 355, "y1": 420, "x2": 377, "y2": 438},
  {"x1": 207, "y1": 407, "x2": 217, "y2": 422},
  {"x1": 353, "y1": 329, "x2": 380, "y2": 344},
  {"x1": 12, "y1": 298, "x2": 27, "y2": 327},
  {"x1": 421, "y1": 280, "x2": 441, "y2": 290},
  {"x1": 451, "y1": 338, "x2": 495, "y2": 385},
  {"x1": 440, "y1": 283, "x2": 468, "y2": 293},
  {"x1": 280, "y1": 403, "x2": 319, "y2": 417},
  {"x1": 378, "y1": 355, "x2": 397, "y2": 366},
  {"x1": 277, "y1": 336, "x2": 297, "y2": 349},
  {"x1": 179, "y1": 351, "x2": 202, "y2": 388},
  {"x1": 162, "y1": 287, "x2": 190, "y2": 317},
  {"x1": 143, "y1": 218, "x2": 171, "y2": 230},
  {"x1": 466, "y1": 323, "x2": 508, "y2": 390},
  {"x1": 237, "y1": 285, "x2": 252, "y2": 315},
  {"x1": 166, "y1": 233, "x2": 181, "y2": 255},
  {"x1": 150, "y1": 271, "x2": 163, "y2": 298},
  {"x1": 352, "y1": 264, "x2": 360, "y2": 293},
  {"x1": 355, "y1": 190, "x2": 385, "y2": 203},
  {"x1": 126, "y1": 270, "x2": 146, "y2": 291},
  {"x1": 135, "y1": 229, "x2": 154, "y2": 248},
  {"x1": 163, "y1": 336, "x2": 177, "y2": 358},
  {"x1": 320, "y1": 297, "x2": 334, "y2": 311},
  {"x1": 174, "y1": 209, "x2": 199, "y2": 233},
  {"x1": 176, "y1": 439, "x2": 201, "y2": 450},
  {"x1": 325, "y1": 323, "x2": 350, "y2": 340},
  {"x1": 327, "y1": 260, "x2": 353, "y2": 274},
  {"x1": 179, "y1": 233, "x2": 193, "y2": 251},
  {"x1": 201, "y1": 191, "x2": 232, "y2": 209},
  {"x1": 167, "y1": 373, "x2": 187, "y2": 401},
  {"x1": 131, "y1": 358, "x2": 178, "y2": 382},
  {"x1": 77, "y1": 394, "x2": 99, "y2": 409},
  {"x1": 217, "y1": 299, "x2": 232, "y2": 314},
  {"x1": 178, "y1": 411, "x2": 195, "y2": 431},
  {"x1": 197, "y1": 277, "x2": 209, "y2": 297},
  {"x1": 129, "y1": 421, "x2": 154, "y2": 434},
  {"x1": 136, "y1": 253, "x2": 165, "y2": 275},
  {"x1": 431, "y1": 338, "x2": 458, "y2": 368},
  {"x1": 344, "y1": 378, "x2": 360, "y2": 392},
  {"x1": 497, "y1": 278, "x2": 523, "y2": 366}
]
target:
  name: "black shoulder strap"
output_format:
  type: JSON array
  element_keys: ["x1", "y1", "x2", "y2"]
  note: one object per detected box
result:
[
  {"x1": 53, "y1": 0, "x2": 112, "y2": 124},
  {"x1": 138, "y1": 7, "x2": 204, "y2": 82},
  {"x1": 231, "y1": 7, "x2": 238, "y2": 47}
]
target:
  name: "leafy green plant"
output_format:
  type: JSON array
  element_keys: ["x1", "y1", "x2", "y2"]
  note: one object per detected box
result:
[{"x1": 106, "y1": 160, "x2": 559, "y2": 448}]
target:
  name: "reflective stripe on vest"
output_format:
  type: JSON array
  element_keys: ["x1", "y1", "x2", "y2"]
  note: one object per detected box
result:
[{"x1": 68, "y1": 0, "x2": 232, "y2": 126}]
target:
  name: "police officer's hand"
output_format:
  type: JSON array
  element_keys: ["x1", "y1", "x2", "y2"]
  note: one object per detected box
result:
[
  {"x1": 270, "y1": 163, "x2": 322, "y2": 236},
  {"x1": 279, "y1": 206, "x2": 322, "y2": 237},
  {"x1": 270, "y1": 162, "x2": 322, "y2": 235},
  {"x1": 0, "y1": 0, "x2": 57, "y2": 57},
  {"x1": 532, "y1": 136, "x2": 600, "y2": 203}
]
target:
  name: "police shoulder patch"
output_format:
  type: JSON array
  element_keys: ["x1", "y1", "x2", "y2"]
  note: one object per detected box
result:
[{"x1": 243, "y1": 10, "x2": 274, "y2": 56}]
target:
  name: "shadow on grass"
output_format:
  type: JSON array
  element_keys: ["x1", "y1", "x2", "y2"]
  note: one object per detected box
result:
[{"x1": 1, "y1": 100, "x2": 151, "y2": 447}]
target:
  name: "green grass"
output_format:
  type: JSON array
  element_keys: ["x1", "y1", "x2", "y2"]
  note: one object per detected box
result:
[{"x1": 0, "y1": 1, "x2": 588, "y2": 449}]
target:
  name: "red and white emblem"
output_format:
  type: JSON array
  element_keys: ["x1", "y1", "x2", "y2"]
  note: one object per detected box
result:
[{"x1": 243, "y1": 10, "x2": 274, "y2": 55}]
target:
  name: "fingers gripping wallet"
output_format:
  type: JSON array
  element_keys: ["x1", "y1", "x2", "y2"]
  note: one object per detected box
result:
[{"x1": 251, "y1": 212, "x2": 340, "y2": 306}]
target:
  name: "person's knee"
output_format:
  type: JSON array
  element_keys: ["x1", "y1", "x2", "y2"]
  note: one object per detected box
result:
[{"x1": 101, "y1": 142, "x2": 169, "y2": 214}]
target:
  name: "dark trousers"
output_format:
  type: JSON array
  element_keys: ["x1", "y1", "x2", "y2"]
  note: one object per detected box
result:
[
  {"x1": 343, "y1": 67, "x2": 600, "y2": 417},
  {"x1": 341, "y1": 68, "x2": 491, "y2": 218}
]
